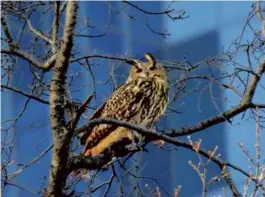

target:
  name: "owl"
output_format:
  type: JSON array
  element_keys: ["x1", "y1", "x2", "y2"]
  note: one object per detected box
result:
[{"x1": 78, "y1": 53, "x2": 168, "y2": 158}]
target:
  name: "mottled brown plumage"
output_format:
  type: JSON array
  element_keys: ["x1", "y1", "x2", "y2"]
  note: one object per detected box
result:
[{"x1": 79, "y1": 53, "x2": 168, "y2": 157}]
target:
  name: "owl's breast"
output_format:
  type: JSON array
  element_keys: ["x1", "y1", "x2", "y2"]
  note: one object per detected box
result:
[{"x1": 136, "y1": 79, "x2": 168, "y2": 128}]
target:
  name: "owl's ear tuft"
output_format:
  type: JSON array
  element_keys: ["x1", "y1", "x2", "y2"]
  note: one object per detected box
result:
[
  {"x1": 126, "y1": 59, "x2": 141, "y2": 69},
  {"x1": 145, "y1": 53, "x2": 156, "y2": 66},
  {"x1": 125, "y1": 59, "x2": 135, "y2": 65},
  {"x1": 126, "y1": 59, "x2": 138, "y2": 65}
]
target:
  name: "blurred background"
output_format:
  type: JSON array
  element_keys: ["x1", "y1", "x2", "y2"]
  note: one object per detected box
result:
[{"x1": 2, "y1": 1, "x2": 264, "y2": 197}]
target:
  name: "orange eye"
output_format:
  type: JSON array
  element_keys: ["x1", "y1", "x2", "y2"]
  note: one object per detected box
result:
[
  {"x1": 136, "y1": 68, "x2": 143, "y2": 73},
  {"x1": 149, "y1": 66, "x2": 156, "y2": 71}
]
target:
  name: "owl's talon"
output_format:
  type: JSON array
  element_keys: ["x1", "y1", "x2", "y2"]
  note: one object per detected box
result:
[
  {"x1": 153, "y1": 139, "x2": 165, "y2": 148},
  {"x1": 125, "y1": 142, "x2": 138, "y2": 151}
]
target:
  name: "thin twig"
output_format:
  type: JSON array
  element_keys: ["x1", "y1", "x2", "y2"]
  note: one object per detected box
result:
[{"x1": 1, "y1": 85, "x2": 49, "y2": 104}]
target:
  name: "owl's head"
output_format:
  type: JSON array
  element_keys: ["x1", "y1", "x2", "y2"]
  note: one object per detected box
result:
[{"x1": 126, "y1": 53, "x2": 167, "y2": 83}]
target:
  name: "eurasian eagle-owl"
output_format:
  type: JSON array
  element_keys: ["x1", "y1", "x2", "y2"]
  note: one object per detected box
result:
[{"x1": 78, "y1": 53, "x2": 168, "y2": 157}]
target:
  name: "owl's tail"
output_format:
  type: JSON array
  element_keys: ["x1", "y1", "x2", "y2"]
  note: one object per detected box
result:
[{"x1": 73, "y1": 131, "x2": 134, "y2": 178}]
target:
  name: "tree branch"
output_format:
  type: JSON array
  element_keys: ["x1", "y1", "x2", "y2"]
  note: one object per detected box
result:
[
  {"x1": 52, "y1": 1, "x2": 60, "y2": 53},
  {"x1": 74, "y1": 117, "x2": 263, "y2": 192},
  {"x1": 256, "y1": 1, "x2": 265, "y2": 37},
  {"x1": 47, "y1": 2, "x2": 78, "y2": 197},
  {"x1": 9, "y1": 145, "x2": 53, "y2": 179},
  {"x1": 123, "y1": 1, "x2": 187, "y2": 21},
  {"x1": 70, "y1": 53, "x2": 135, "y2": 63},
  {"x1": 123, "y1": 1, "x2": 175, "y2": 15},
  {"x1": 1, "y1": 15, "x2": 15, "y2": 49},
  {"x1": 1, "y1": 85, "x2": 49, "y2": 105},
  {"x1": 1, "y1": 48, "x2": 57, "y2": 71},
  {"x1": 169, "y1": 60, "x2": 265, "y2": 137},
  {"x1": 1, "y1": 13, "x2": 57, "y2": 71},
  {"x1": 70, "y1": 147, "x2": 115, "y2": 171},
  {"x1": 23, "y1": 14, "x2": 56, "y2": 50},
  {"x1": 74, "y1": 33, "x2": 106, "y2": 38},
  {"x1": 241, "y1": 60, "x2": 265, "y2": 104}
]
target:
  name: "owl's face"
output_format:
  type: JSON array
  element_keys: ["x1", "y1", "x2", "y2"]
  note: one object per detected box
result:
[{"x1": 126, "y1": 53, "x2": 167, "y2": 83}]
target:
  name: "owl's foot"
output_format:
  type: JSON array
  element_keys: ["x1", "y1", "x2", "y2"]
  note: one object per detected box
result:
[
  {"x1": 126, "y1": 141, "x2": 144, "y2": 152},
  {"x1": 125, "y1": 141, "x2": 148, "y2": 153},
  {"x1": 71, "y1": 169, "x2": 92, "y2": 183},
  {"x1": 80, "y1": 171, "x2": 92, "y2": 183},
  {"x1": 153, "y1": 139, "x2": 165, "y2": 148},
  {"x1": 125, "y1": 141, "x2": 140, "y2": 151}
]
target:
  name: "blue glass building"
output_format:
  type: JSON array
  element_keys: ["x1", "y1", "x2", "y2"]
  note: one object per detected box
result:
[{"x1": 2, "y1": 1, "x2": 263, "y2": 197}]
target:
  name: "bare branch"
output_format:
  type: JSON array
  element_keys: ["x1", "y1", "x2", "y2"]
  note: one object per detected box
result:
[
  {"x1": 1, "y1": 85, "x2": 49, "y2": 105},
  {"x1": 123, "y1": 1, "x2": 174, "y2": 16},
  {"x1": 256, "y1": 1, "x2": 265, "y2": 37},
  {"x1": 23, "y1": 15, "x2": 55, "y2": 49},
  {"x1": 67, "y1": 94, "x2": 93, "y2": 136},
  {"x1": 9, "y1": 145, "x2": 53, "y2": 179},
  {"x1": 47, "y1": 2, "x2": 78, "y2": 196},
  {"x1": 1, "y1": 181, "x2": 38, "y2": 196},
  {"x1": 74, "y1": 95, "x2": 93, "y2": 121},
  {"x1": 70, "y1": 148, "x2": 114, "y2": 171},
  {"x1": 1, "y1": 9, "x2": 57, "y2": 71},
  {"x1": 1, "y1": 2, "x2": 264, "y2": 196},
  {"x1": 145, "y1": 21, "x2": 170, "y2": 38},
  {"x1": 169, "y1": 60, "x2": 265, "y2": 137},
  {"x1": 52, "y1": 1, "x2": 60, "y2": 53},
  {"x1": 241, "y1": 60, "x2": 265, "y2": 104},
  {"x1": 74, "y1": 117, "x2": 263, "y2": 192},
  {"x1": 1, "y1": 48, "x2": 57, "y2": 71},
  {"x1": 70, "y1": 53, "x2": 135, "y2": 63},
  {"x1": 1, "y1": 15, "x2": 15, "y2": 48},
  {"x1": 74, "y1": 33, "x2": 106, "y2": 38},
  {"x1": 221, "y1": 83, "x2": 243, "y2": 97}
]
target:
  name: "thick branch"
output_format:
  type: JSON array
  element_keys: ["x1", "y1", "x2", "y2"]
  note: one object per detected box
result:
[
  {"x1": 75, "y1": 117, "x2": 263, "y2": 190},
  {"x1": 52, "y1": 1, "x2": 60, "y2": 53},
  {"x1": 256, "y1": 1, "x2": 265, "y2": 37},
  {"x1": 170, "y1": 103, "x2": 250, "y2": 137},
  {"x1": 47, "y1": 2, "x2": 78, "y2": 197},
  {"x1": 241, "y1": 60, "x2": 265, "y2": 104},
  {"x1": 70, "y1": 145, "x2": 116, "y2": 171}
]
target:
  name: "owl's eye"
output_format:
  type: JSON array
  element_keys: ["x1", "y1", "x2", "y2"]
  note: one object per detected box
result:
[
  {"x1": 149, "y1": 66, "x2": 156, "y2": 71},
  {"x1": 136, "y1": 68, "x2": 143, "y2": 73}
]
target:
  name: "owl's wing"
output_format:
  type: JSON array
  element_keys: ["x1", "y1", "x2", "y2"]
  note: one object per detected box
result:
[
  {"x1": 83, "y1": 80, "x2": 147, "y2": 150},
  {"x1": 78, "y1": 102, "x2": 107, "y2": 145},
  {"x1": 78, "y1": 84, "x2": 124, "y2": 145}
]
